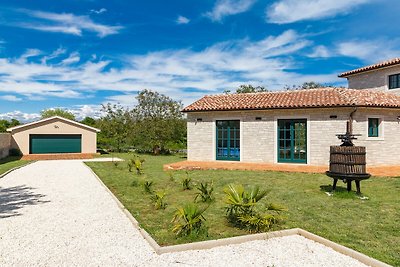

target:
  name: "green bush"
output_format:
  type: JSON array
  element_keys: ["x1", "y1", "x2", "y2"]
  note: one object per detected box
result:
[
  {"x1": 194, "y1": 181, "x2": 214, "y2": 203},
  {"x1": 150, "y1": 191, "x2": 167, "y2": 209},
  {"x1": 143, "y1": 180, "x2": 154, "y2": 194},
  {"x1": 224, "y1": 184, "x2": 286, "y2": 232},
  {"x1": 181, "y1": 171, "x2": 192, "y2": 190},
  {"x1": 172, "y1": 203, "x2": 208, "y2": 236}
]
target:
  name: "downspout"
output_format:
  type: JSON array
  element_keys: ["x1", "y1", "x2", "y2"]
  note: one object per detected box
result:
[{"x1": 348, "y1": 107, "x2": 358, "y2": 134}]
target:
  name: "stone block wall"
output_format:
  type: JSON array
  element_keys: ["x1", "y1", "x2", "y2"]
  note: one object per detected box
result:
[
  {"x1": 347, "y1": 64, "x2": 400, "y2": 94},
  {"x1": 0, "y1": 133, "x2": 11, "y2": 159},
  {"x1": 186, "y1": 107, "x2": 400, "y2": 166}
]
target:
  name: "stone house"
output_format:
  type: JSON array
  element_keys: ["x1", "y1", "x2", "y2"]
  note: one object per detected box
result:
[{"x1": 182, "y1": 59, "x2": 400, "y2": 166}]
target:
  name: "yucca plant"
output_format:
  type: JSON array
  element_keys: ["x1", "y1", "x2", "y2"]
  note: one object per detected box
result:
[
  {"x1": 181, "y1": 172, "x2": 192, "y2": 190},
  {"x1": 171, "y1": 203, "x2": 208, "y2": 236},
  {"x1": 143, "y1": 180, "x2": 154, "y2": 194},
  {"x1": 134, "y1": 158, "x2": 145, "y2": 175},
  {"x1": 127, "y1": 158, "x2": 134, "y2": 172},
  {"x1": 150, "y1": 191, "x2": 167, "y2": 209},
  {"x1": 194, "y1": 181, "x2": 214, "y2": 203}
]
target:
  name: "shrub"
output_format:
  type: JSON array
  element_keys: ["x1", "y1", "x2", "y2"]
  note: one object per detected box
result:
[
  {"x1": 224, "y1": 184, "x2": 286, "y2": 232},
  {"x1": 181, "y1": 177, "x2": 192, "y2": 190},
  {"x1": 134, "y1": 157, "x2": 145, "y2": 175},
  {"x1": 194, "y1": 181, "x2": 214, "y2": 203},
  {"x1": 181, "y1": 171, "x2": 192, "y2": 190},
  {"x1": 127, "y1": 159, "x2": 134, "y2": 172},
  {"x1": 143, "y1": 180, "x2": 154, "y2": 194},
  {"x1": 172, "y1": 203, "x2": 208, "y2": 236},
  {"x1": 8, "y1": 148, "x2": 22, "y2": 157},
  {"x1": 150, "y1": 191, "x2": 167, "y2": 209}
]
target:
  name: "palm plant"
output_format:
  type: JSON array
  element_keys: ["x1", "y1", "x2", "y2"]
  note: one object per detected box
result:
[
  {"x1": 171, "y1": 203, "x2": 208, "y2": 236},
  {"x1": 181, "y1": 172, "x2": 192, "y2": 190},
  {"x1": 150, "y1": 191, "x2": 167, "y2": 209},
  {"x1": 194, "y1": 181, "x2": 214, "y2": 203},
  {"x1": 224, "y1": 184, "x2": 286, "y2": 232},
  {"x1": 143, "y1": 180, "x2": 154, "y2": 194},
  {"x1": 134, "y1": 158, "x2": 145, "y2": 175},
  {"x1": 224, "y1": 184, "x2": 268, "y2": 217}
]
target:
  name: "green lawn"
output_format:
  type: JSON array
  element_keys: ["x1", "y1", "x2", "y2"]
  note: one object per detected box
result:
[
  {"x1": 0, "y1": 156, "x2": 30, "y2": 176},
  {"x1": 86, "y1": 153, "x2": 399, "y2": 266}
]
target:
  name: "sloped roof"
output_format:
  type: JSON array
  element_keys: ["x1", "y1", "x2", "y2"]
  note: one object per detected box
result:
[
  {"x1": 7, "y1": 116, "x2": 101, "y2": 132},
  {"x1": 339, "y1": 58, "x2": 400, "y2": 77},
  {"x1": 182, "y1": 88, "x2": 400, "y2": 112}
]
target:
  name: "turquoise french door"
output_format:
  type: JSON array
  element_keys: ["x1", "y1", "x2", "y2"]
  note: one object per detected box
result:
[
  {"x1": 216, "y1": 120, "x2": 240, "y2": 161},
  {"x1": 278, "y1": 119, "x2": 307, "y2": 163}
]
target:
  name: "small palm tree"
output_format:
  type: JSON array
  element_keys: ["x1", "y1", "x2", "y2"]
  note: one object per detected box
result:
[
  {"x1": 172, "y1": 203, "x2": 208, "y2": 236},
  {"x1": 224, "y1": 184, "x2": 268, "y2": 217},
  {"x1": 194, "y1": 182, "x2": 214, "y2": 203}
]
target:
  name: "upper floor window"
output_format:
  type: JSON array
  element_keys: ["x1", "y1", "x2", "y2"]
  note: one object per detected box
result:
[
  {"x1": 368, "y1": 118, "x2": 380, "y2": 137},
  {"x1": 389, "y1": 73, "x2": 400, "y2": 89}
]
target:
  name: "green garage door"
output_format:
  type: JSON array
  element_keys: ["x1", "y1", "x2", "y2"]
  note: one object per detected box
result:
[{"x1": 30, "y1": 134, "x2": 82, "y2": 154}]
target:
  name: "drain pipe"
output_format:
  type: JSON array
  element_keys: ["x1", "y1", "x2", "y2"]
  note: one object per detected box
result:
[{"x1": 348, "y1": 108, "x2": 358, "y2": 134}]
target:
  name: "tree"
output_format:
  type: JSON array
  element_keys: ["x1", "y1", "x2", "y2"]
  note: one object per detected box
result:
[
  {"x1": 0, "y1": 119, "x2": 20, "y2": 132},
  {"x1": 41, "y1": 108, "x2": 75, "y2": 120},
  {"x1": 284, "y1": 82, "x2": 332, "y2": 91},
  {"x1": 80, "y1": 117, "x2": 97, "y2": 127},
  {"x1": 132, "y1": 89, "x2": 186, "y2": 154},
  {"x1": 224, "y1": 84, "x2": 268, "y2": 94},
  {"x1": 98, "y1": 104, "x2": 134, "y2": 152}
]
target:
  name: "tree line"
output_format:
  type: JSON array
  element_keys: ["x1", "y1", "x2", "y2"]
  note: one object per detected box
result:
[{"x1": 0, "y1": 82, "x2": 334, "y2": 152}]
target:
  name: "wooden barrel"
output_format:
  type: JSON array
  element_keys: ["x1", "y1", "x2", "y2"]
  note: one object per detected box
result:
[{"x1": 329, "y1": 146, "x2": 367, "y2": 174}]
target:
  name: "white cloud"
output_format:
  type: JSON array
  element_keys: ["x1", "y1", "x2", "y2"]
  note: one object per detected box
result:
[
  {"x1": 205, "y1": 0, "x2": 256, "y2": 22},
  {"x1": 41, "y1": 47, "x2": 66, "y2": 64},
  {"x1": 0, "y1": 110, "x2": 40, "y2": 122},
  {"x1": 90, "y1": 8, "x2": 107, "y2": 14},
  {"x1": 308, "y1": 45, "x2": 331, "y2": 58},
  {"x1": 61, "y1": 52, "x2": 80, "y2": 65},
  {"x1": 176, "y1": 15, "x2": 190, "y2": 25},
  {"x1": 0, "y1": 95, "x2": 23, "y2": 102},
  {"x1": 336, "y1": 39, "x2": 400, "y2": 63},
  {"x1": 16, "y1": 9, "x2": 122, "y2": 37},
  {"x1": 267, "y1": 0, "x2": 373, "y2": 24},
  {"x1": 0, "y1": 30, "x2": 343, "y2": 107}
]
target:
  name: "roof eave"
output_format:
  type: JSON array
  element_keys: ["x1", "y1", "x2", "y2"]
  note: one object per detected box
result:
[{"x1": 7, "y1": 116, "x2": 101, "y2": 132}]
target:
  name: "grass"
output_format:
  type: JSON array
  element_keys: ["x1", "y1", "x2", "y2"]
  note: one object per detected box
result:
[
  {"x1": 86, "y1": 153, "x2": 400, "y2": 266},
  {"x1": 0, "y1": 156, "x2": 30, "y2": 176}
]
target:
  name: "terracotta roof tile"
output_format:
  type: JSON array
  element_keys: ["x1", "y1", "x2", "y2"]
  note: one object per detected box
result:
[
  {"x1": 182, "y1": 88, "x2": 400, "y2": 112},
  {"x1": 339, "y1": 58, "x2": 400, "y2": 77}
]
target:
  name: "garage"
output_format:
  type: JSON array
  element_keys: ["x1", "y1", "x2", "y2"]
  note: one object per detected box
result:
[
  {"x1": 30, "y1": 134, "x2": 82, "y2": 154},
  {"x1": 7, "y1": 116, "x2": 100, "y2": 155}
]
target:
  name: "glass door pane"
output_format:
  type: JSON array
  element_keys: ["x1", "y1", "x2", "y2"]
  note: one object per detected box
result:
[
  {"x1": 278, "y1": 119, "x2": 307, "y2": 163},
  {"x1": 216, "y1": 120, "x2": 240, "y2": 161}
]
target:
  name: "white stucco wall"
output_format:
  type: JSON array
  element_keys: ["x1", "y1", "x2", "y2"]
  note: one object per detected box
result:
[
  {"x1": 10, "y1": 118, "x2": 98, "y2": 155},
  {"x1": 187, "y1": 107, "x2": 400, "y2": 166},
  {"x1": 346, "y1": 65, "x2": 400, "y2": 94}
]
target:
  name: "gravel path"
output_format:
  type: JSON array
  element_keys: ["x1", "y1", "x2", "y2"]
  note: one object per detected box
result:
[{"x1": 0, "y1": 160, "x2": 368, "y2": 267}]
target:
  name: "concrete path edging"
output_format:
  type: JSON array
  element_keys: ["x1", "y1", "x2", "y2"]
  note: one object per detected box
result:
[
  {"x1": 0, "y1": 161, "x2": 35, "y2": 179},
  {"x1": 84, "y1": 162, "x2": 391, "y2": 267}
]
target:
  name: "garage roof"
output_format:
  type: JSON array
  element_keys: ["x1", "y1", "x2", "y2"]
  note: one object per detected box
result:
[{"x1": 7, "y1": 116, "x2": 101, "y2": 132}]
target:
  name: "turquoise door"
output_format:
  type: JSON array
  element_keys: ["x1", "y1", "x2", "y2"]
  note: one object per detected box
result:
[
  {"x1": 277, "y1": 119, "x2": 307, "y2": 163},
  {"x1": 30, "y1": 134, "x2": 82, "y2": 154},
  {"x1": 216, "y1": 120, "x2": 240, "y2": 161}
]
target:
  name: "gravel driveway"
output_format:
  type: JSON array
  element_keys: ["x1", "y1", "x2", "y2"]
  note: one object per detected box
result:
[{"x1": 0, "y1": 160, "x2": 368, "y2": 266}]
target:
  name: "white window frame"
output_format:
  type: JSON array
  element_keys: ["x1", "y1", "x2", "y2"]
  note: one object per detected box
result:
[{"x1": 365, "y1": 115, "x2": 384, "y2": 141}]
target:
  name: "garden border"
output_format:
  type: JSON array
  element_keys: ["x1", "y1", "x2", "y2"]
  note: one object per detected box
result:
[
  {"x1": 84, "y1": 163, "x2": 390, "y2": 267},
  {"x1": 0, "y1": 161, "x2": 35, "y2": 179}
]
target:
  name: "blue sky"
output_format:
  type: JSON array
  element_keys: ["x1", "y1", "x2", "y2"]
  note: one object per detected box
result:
[{"x1": 0, "y1": 0, "x2": 399, "y2": 121}]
